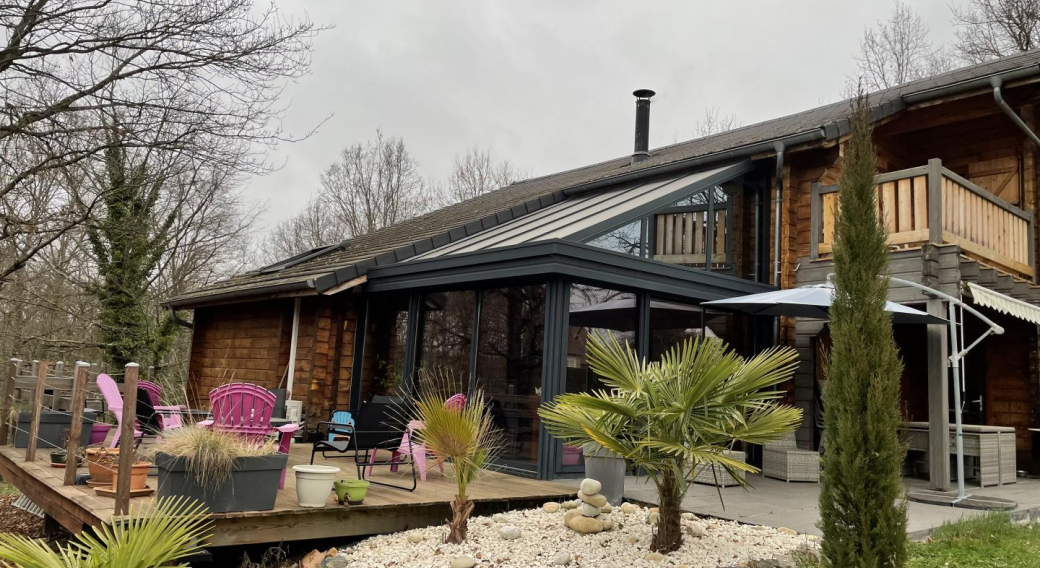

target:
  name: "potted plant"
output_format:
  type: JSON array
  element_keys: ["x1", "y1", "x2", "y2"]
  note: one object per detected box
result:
[
  {"x1": 334, "y1": 479, "x2": 369, "y2": 505},
  {"x1": 291, "y1": 464, "x2": 339, "y2": 507},
  {"x1": 149, "y1": 427, "x2": 286, "y2": 513},
  {"x1": 89, "y1": 411, "x2": 115, "y2": 445},
  {"x1": 13, "y1": 409, "x2": 95, "y2": 449},
  {"x1": 111, "y1": 459, "x2": 152, "y2": 490},
  {"x1": 86, "y1": 447, "x2": 121, "y2": 485}
]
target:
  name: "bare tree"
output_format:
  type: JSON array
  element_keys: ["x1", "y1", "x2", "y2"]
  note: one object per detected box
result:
[
  {"x1": 440, "y1": 148, "x2": 527, "y2": 205},
  {"x1": 263, "y1": 197, "x2": 347, "y2": 262},
  {"x1": 855, "y1": 1, "x2": 949, "y2": 90},
  {"x1": 953, "y1": 0, "x2": 1040, "y2": 63},
  {"x1": 317, "y1": 129, "x2": 432, "y2": 239},
  {"x1": 694, "y1": 107, "x2": 743, "y2": 137},
  {"x1": 0, "y1": 0, "x2": 320, "y2": 284}
]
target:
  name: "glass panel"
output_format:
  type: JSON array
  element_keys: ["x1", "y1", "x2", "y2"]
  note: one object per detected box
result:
[
  {"x1": 562, "y1": 285, "x2": 637, "y2": 471},
  {"x1": 585, "y1": 219, "x2": 643, "y2": 257},
  {"x1": 476, "y1": 286, "x2": 547, "y2": 471},
  {"x1": 358, "y1": 295, "x2": 409, "y2": 404},
  {"x1": 416, "y1": 291, "x2": 475, "y2": 380},
  {"x1": 647, "y1": 298, "x2": 710, "y2": 361}
]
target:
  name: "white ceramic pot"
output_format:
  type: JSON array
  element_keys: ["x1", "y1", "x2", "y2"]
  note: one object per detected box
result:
[{"x1": 292, "y1": 464, "x2": 340, "y2": 508}]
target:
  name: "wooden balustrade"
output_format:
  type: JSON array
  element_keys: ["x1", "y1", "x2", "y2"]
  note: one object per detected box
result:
[
  {"x1": 653, "y1": 209, "x2": 728, "y2": 265},
  {"x1": 811, "y1": 159, "x2": 1035, "y2": 278}
]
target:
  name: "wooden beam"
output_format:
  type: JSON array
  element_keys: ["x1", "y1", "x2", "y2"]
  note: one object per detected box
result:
[
  {"x1": 0, "y1": 359, "x2": 19, "y2": 446},
  {"x1": 926, "y1": 298, "x2": 951, "y2": 491},
  {"x1": 63, "y1": 363, "x2": 89, "y2": 486},
  {"x1": 25, "y1": 362, "x2": 49, "y2": 463},
  {"x1": 114, "y1": 363, "x2": 139, "y2": 516}
]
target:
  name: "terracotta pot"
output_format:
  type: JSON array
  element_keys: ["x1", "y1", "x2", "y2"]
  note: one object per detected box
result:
[
  {"x1": 111, "y1": 462, "x2": 151, "y2": 491},
  {"x1": 85, "y1": 448, "x2": 120, "y2": 485}
]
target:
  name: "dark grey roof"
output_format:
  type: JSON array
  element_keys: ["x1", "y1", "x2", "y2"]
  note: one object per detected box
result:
[{"x1": 165, "y1": 49, "x2": 1040, "y2": 308}]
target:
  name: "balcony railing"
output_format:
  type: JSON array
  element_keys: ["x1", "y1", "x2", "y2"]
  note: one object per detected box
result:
[{"x1": 811, "y1": 159, "x2": 1035, "y2": 278}]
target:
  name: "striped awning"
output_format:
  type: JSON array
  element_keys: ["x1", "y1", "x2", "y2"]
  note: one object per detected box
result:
[{"x1": 966, "y1": 282, "x2": 1040, "y2": 326}]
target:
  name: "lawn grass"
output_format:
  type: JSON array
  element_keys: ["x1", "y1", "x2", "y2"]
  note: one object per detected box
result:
[
  {"x1": 0, "y1": 484, "x2": 18, "y2": 497},
  {"x1": 799, "y1": 513, "x2": 1039, "y2": 568}
]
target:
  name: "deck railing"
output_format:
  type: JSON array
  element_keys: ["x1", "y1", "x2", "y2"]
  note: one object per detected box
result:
[{"x1": 811, "y1": 158, "x2": 1035, "y2": 278}]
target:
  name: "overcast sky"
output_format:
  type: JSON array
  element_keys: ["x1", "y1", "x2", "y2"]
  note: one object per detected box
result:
[{"x1": 253, "y1": 0, "x2": 964, "y2": 230}]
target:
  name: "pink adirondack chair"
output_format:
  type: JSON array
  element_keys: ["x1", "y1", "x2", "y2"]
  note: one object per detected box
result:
[
  {"x1": 96, "y1": 374, "x2": 184, "y2": 448},
  {"x1": 197, "y1": 383, "x2": 299, "y2": 489},
  {"x1": 394, "y1": 393, "x2": 467, "y2": 481},
  {"x1": 138, "y1": 380, "x2": 184, "y2": 429}
]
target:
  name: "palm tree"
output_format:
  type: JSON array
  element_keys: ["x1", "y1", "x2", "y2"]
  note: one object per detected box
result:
[
  {"x1": 409, "y1": 371, "x2": 501, "y2": 544},
  {"x1": 539, "y1": 334, "x2": 802, "y2": 553},
  {"x1": 0, "y1": 496, "x2": 210, "y2": 568}
]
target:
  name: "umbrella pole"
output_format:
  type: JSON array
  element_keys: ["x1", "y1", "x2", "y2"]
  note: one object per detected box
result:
[{"x1": 948, "y1": 301, "x2": 966, "y2": 501}]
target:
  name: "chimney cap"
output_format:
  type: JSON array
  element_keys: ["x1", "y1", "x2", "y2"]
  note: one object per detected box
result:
[{"x1": 633, "y1": 89, "x2": 656, "y2": 99}]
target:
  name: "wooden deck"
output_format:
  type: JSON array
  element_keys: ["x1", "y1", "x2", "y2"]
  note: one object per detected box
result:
[{"x1": 0, "y1": 442, "x2": 573, "y2": 547}]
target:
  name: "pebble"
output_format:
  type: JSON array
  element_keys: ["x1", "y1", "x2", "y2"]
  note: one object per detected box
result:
[
  {"x1": 681, "y1": 512, "x2": 696, "y2": 521},
  {"x1": 449, "y1": 557, "x2": 475, "y2": 568},
  {"x1": 499, "y1": 525, "x2": 522, "y2": 540},
  {"x1": 577, "y1": 491, "x2": 608, "y2": 508},
  {"x1": 778, "y1": 527, "x2": 797, "y2": 536},
  {"x1": 492, "y1": 513, "x2": 509, "y2": 523},
  {"x1": 566, "y1": 515, "x2": 604, "y2": 534},
  {"x1": 321, "y1": 558, "x2": 348, "y2": 568},
  {"x1": 561, "y1": 500, "x2": 580, "y2": 510},
  {"x1": 580, "y1": 502, "x2": 602, "y2": 517},
  {"x1": 685, "y1": 523, "x2": 707, "y2": 538},
  {"x1": 579, "y1": 478, "x2": 602, "y2": 495},
  {"x1": 620, "y1": 502, "x2": 639, "y2": 514},
  {"x1": 623, "y1": 535, "x2": 640, "y2": 545},
  {"x1": 646, "y1": 512, "x2": 660, "y2": 525},
  {"x1": 406, "y1": 533, "x2": 424, "y2": 543},
  {"x1": 600, "y1": 504, "x2": 613, "y2": 514},
  {"x1": 542, "y1": 502, "x2": 560, "y2": 513},
  {"x1": 552, "y1": 551, "x2": 572, "y2": 565},
  {"x1": 645, "y1": 552, "x2": 667, "y2": 562}
]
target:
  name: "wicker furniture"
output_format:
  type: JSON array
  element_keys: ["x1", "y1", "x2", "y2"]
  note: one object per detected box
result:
[
  {"x1": 693, "y1": 450, "x2": 746, "y2": 487},
  {"x1": 901, "y1": 422, "x2": 1017, "y2": 486},
  {"x1": 762, "y1": 433, "x2": 821, "y2": 482}
]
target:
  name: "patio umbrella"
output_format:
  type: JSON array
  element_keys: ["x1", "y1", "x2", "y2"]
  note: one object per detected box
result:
[{"x1": 701, "y1": 283, "x2": 947, "y2": 325}]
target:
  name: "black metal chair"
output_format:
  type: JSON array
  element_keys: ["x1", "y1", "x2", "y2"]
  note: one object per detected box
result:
[{"x1": 310, "y1": 401, "x2": 417, "y2": 491}]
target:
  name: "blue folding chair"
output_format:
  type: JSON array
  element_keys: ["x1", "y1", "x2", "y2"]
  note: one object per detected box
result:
[{"x1": 327, "y1": 410, "x2": 355, "y2": 442}]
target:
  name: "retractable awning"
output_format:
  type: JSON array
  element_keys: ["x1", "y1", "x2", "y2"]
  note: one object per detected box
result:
[{"x1": 966, "y1": 282, "x2": 1040, "y2": 326}]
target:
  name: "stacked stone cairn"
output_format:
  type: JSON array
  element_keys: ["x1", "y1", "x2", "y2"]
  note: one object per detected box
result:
[{"x1": 563, "y1": 478, "x2": 615, "y2": 534}]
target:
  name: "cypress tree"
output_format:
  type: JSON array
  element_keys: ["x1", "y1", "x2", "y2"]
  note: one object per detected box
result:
[{"x1": 818, "y1": 95, "x2": 908, "y2": 567}]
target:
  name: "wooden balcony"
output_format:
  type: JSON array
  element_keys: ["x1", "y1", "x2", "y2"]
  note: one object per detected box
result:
[{"x1": 811, "y1": 159, "x2": 1035, "y2": 278}]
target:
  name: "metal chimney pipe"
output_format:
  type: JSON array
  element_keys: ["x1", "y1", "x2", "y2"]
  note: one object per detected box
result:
[{"x1": 632, "y1": 89, "x2": 655, "y2": 165}]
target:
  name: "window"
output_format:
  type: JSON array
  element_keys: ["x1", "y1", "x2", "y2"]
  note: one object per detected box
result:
[
  {"x1": 476, "y1": 286, "x2": 547, "y2": 471},
  {"x1": 357, "y1": 295, "x2": 410, "y2": 404},
  {"x1": 416, "y1": 291, "x2": 475, "y2": 380},
  {"x1": 647, "y1": 298, "x2": 712, "y2": 361},
  {"x1": 585, "y1": 218, "x2": 645, "y2": 257}
]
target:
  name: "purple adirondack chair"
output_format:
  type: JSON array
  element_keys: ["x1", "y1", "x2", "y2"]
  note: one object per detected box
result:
[
  {"x1": 138, "y1": 380, "x2": 183, "y2": 429},
  {"x1": 96, "y1": 374, "x2": 184, "y2": 448},
  {"x1": 197, "y1": 383, "x2": 299, "y2": 488}
]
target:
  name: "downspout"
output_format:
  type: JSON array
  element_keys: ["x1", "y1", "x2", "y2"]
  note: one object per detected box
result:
[
  {"x1": 773, "y1": 142, "x2": 785, "y2": 287},
  {"x1": 992, "y1": 77, "x2": 1040, "y2": 148}
]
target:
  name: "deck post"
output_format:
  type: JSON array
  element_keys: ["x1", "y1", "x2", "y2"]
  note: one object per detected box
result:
[
  {"x1": 63, "y1": 362, "x2": 90, "y2": 486},
  {"x1": 0, "y1": 359, "x2": 20, "y2": 446},
  {"x1": 25, "y1": 361, "x2": 49, "y2": 462},
  {"x1": 114, "y1": 362, "x2": 139, "y2": 515},
  {"x1": 926, "y1": 298, "x2": 951, "y2": 490},
  {"x1": 926, "y1": 158, "x2": 943, "y2": 244}
]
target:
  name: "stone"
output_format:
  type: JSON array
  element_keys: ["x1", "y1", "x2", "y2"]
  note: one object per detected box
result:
[
  {"x1": 580, "y1": 502, "x2": 602, "y2": 517},
  {"x1": 301, "y1": 550, "x2": 324, "y2": 568},
  {"x1": 648, "y1": 507, "x2": 659, "y2": 513},
  {"x1": 778, "y1": 527, "x2": 797, "y2": 536},
  {"x1": 326, "y1": 548, "x2": 339, "y2": 556},
  {"x1": 685, "y1": 523, "x2": 707, "y2": 538},
  {"x1": 599, "y1": 516, "x2": 614, "y2": 531},
  {"x1": 542, "y1": 502, "x2": 560, "y2": 513},
  {"x1": 499, "y1": 525, "x2": 522, "y2": 540},
  {"x1": 623, "y1": 535, "x2": 639, "y2": 545},
  {"x1": 321, "y1": 558, "x2": 348, "y2": 568},
  {"x1": 552, "y1": 552, "x2": 573, "y2": 565},
  {"x1": 644, "y1": 552, "x2": 667, "y2": 562},
  {"x1": 646, "y1": 512, "x2": 660, "y2": 525},
  {"x1": 449, "y1": 557, "x2": 476, "y2": 568},
  {"x1": 577, "y1": 490, "x2": 608, "y2": 508},
  {"x1": 561, "y1": 499, "x2": 580, "y2": 510},
  {"x1": 406, "y1": 533, "x2": 424, "y2": 543},
  {"x1": 579, "y1": 478, "x2": 602, "y2": 495},
  {"x1": 563, "y1": 509, "x2": 582, "y2": 524},
  {"x1": 566, "y1": 515, "x2": 604, "y2": 534},
  {"x1": 600, "y1": 504, "x2": 613, "y2": 514},
  {"x1": 620, "y1": 502, "x2": 639, "y2": 514},
  {"x1": 492, "y1": 513, "x2": 509, "y2": 523},
  {"x1": 681, "y1": 512, "x2": 696, "y2": 521}
]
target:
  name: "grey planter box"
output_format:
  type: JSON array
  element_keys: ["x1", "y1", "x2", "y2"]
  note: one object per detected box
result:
[
  {"x1": 14, "y1": 411, "x2": 94, "y2": 449},
  {"x1": 155, "y1": 452, "x2": 287, "y2": 513},
  {"x1": 583, "y1": 445, "x2": 626, "y2": 506}
]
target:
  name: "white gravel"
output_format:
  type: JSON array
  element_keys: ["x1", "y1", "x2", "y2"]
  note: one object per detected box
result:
[{"x1": 335, "y1": 502, "x2": 818, "y2": 567}]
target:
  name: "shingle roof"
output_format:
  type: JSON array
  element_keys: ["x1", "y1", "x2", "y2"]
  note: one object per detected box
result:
[{"x1": 166, "y1": 49, "x2": 1040, "y2": 307}]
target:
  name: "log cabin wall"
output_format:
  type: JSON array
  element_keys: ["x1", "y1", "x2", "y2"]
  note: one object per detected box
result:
[{"x1": 187, "y1": 296, "x2": 359, "y2": 431}]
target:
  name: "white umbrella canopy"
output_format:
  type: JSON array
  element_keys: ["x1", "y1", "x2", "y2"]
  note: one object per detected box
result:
[{"x1": 702, "y1": 283, "x2": 947, "y2": 325}]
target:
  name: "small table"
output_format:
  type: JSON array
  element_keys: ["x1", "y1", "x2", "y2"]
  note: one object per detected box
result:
[{"x1": 901, "y1": 422, "x2": 1017, "y2": 486}]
